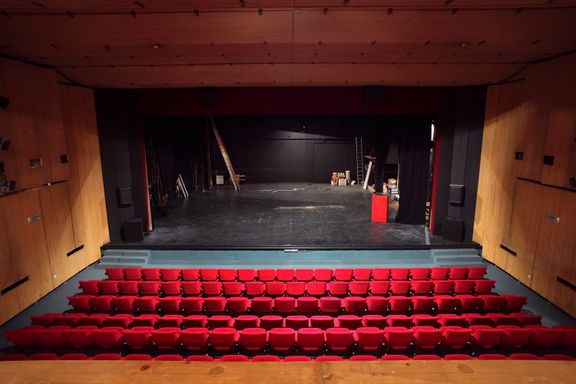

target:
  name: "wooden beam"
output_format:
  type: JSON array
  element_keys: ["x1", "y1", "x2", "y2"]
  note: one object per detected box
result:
[{"x1": 209, "y1": 116, "x2": 239, "y2": 191}]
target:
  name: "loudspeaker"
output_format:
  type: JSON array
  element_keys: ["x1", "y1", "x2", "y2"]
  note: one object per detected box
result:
[
  {"x1": 117, "y1": 187, "x2": 133, "y2": 207},
  {"x1": 449, "y1": 184, "x2": 465, "y2": 206},
  {"x1": 443, "y1": 217, "x2": 464, "y2": 242},
  {"x1": 122, "y1": 218, "x2": 143, "y2": 242}
]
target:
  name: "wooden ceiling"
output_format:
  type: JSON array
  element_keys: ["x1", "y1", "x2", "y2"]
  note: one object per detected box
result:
[{"x1": 0, "y1": 1, "x2": 575, "y2": 88}]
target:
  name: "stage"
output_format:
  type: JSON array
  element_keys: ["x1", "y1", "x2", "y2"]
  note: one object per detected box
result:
[{"x1": 106, "y1": 183, "x2": 470, "y2": 250}]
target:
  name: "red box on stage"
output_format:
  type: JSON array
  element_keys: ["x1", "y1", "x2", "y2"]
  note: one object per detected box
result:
[{"x1": 371, "y1": 193, "x2": 389, "y2": 223}]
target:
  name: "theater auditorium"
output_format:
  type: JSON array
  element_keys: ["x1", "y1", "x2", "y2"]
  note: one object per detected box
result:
[{"x1": 0, "y1": 1, "x2": 575, "y2": 383}]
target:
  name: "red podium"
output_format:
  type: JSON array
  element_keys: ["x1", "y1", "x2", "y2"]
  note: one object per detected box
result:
[{"x1": 371, "y1": 193, "x2": 389, "y2": 223}]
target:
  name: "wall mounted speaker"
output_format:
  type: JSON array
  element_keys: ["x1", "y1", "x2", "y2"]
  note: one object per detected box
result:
[
  {"x1": 121, "y1": 218, "x2": 143, "y2": 242},
  {"x1": 117, "y1": 187, "x2": 133, "y2": 207},
  {"x1": 443, "y1": 217, "x2": 464, "y2": 242},
  {"x1": 449, "y1": 184, "x2": 465, "y2": 206}
]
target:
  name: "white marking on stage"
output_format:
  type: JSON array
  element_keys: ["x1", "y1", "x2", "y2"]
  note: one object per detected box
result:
[
  {"x1": 258, "y1": 188, "x2": 305, "y2": 193},
  {"x1": 274, "y1": 205, "x2": 345, "y2": 211}
]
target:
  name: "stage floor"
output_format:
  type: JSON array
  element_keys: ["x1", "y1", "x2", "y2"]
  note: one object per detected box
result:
[{"x1": 114, "y1": 183, "x2": 464, "y2": 249}]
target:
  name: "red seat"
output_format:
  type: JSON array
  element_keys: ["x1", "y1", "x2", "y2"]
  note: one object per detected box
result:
[
  {"x1": 234, "y1": 315, "x2": 259, "y2": 330},
  {"x1": 202, "y1": 282, "x2": 223, "y2": 296},
  {"x1": 124, "y1": 268, "x2": 143, "y2": 280},
  {"x1": 316, "y1": 355, "x2": 343, "y2": 361},
  {"x1": 239, "y1": 328, "x2": 267, "y2": 352},
  {"x1": 295, "y1": 269, "x2": 314, "y2": 282},
  {"x1": 381, "y1": 355, "x2": 410, "y2": 360},
  {"x1": 181, "y1": 297, "x2": 204, "y2": 314},
  {"x1": 157, "y1": 315, "x2": 183, "y2": 328},
  {"x1": 258, "y1": 269, "x2": 276, "y2": 282},
  {"x1": 369, "y1": 281, "x2": 390, "y2": 296},
  {"x1": 411, "y1": 281, "x2": 433, "y2": 296},
  {"x1": 441, "y1": 326, "x2": 472, "y2": 349},
  {"x1": 207, "y1": 315, "x2": 234, "y2": 329},
  {"x1": 362, "y1": 314, "x2": 387, "y2": 328},
  {"x1": 349, "y1": 281, "x2": 369, "y2": 296},
  {"x1": 30, "y1": 313, "x2": 59, "y2": 326},
  {"x1": 297, "y1": 297, "x2": 319, "y2": 315},
  {"x1": 334, "y1": 269, "x2": 353, "y2": 281},
  {"x1": 205, "y1": 297, "x2": 227, "y2": 314},
  {"x1": 342, "y1": 297, "x2": 366, "y2": 314},
  {"x1": 528, "y1": 328, "x2": 563, "y2": 348},
  {"x1": 435, "y1": 296, "x2": 460, "y2": 313},
  {"x1": 390, "y1": 268, "x2": 410, "y2": 281},
  {"x1": 372, "y1": 268, "x2": 390, "y2": 281},
  {"x1": 131, "y1": 314, "x2": 157, "y2": 328},
  {"x1": 77, "y1": 314, "x2": 108, "y2": 327},
  {"x1": 152, "y1": 328, "x2": 181, "y2": 349},
  {"x1": 245, "y1": 282, "x2": 266, "y2": 297},
  {"x1": 438, "y1": 314, "x2": 466, "y2": 327},
  {"x1": 220, "y1": 355, "x2": 249, "y2": 362},
  {"x1": 319, "y1": 297, "x2": 342, "y2": 314},
  {"x1": 260, "y1": 315, "x2": 284, "y2": 330},
  {"x1": 67, "y1": 295, "x2": 93, "y2": 312},
  {"x1": 139, "y1": 281, "x2": 161, "y2": 296},
  {"x1": 462, "y1": 314, "x2": 492, "y2": 327},
  {"x1": 470, "y1": 328, "x2": 504, "y2": 348},
  {"x1": 337, "y1": 315, "x2": 362, "y2": 330},
  {"x1": 354, "y1": 327, "x2": 385, "y2": 351},
  {"x1": 353, "y1": 268, "x2": 372, "y2": 281},
  {"x1": 467, "y1": 266, "x2": 487, "y2": 279},
  {"x1": 297, "y1": 328, "x2": 325, "y2": 352},
  {"x1": 542, "y1": 354, "x2": 575, "y2": 361},
  {"x1": 478, "y1": 354, "x2": 507, "y2": 360},
  {"x1": 237, "y1": 269, "x2": 256, "y2": 282},
  {"x1": 366, "y1": 296, "x2": 388, "y2": 313},
  {"x1": 93, "y1": 327, "x2": 125, "y2": 349},
  {"x1": 99, "y1": 280, "x2": 119, "y2": 295},
  {"x1": 158, "y1": 297, "x2": 181, "y2": 314},
  {"x1": 277, "y1": 269, "x2": 295, "y2": 282},
  {"x1": 182, "y1": 281, "x2": 202, "y2": 296},
  {"x1": 286, "y1": 282, "x2": 306, "y2": 296},
  {"x1": 181, "y1": 268, "x2": 199, "y2": 281},
  {"x1": 448, "y1": 267, "x2": 468, "y2": 280},
  {"x1": 514, "y1": 313, "x2": 542, "y2": 326},
  {"x1": 200, "y1": 269, "x2": 218, "y2": 281},
  {"x1": 79, "y1": 280, "x2": 100, "y2": 295},
  {"x1": 90, "y1": 296, "x2": 115, "y2": 312},
  {"x1": 64, "y1": 328, "x2": 95, "y2": 348},
  {"x1": 306, "y1": 282, "x2": 327, "y2": 297},
  {"x1": 269, "y1": 328, "x2": 296, "y2": 352},
  {"x1": 155, "y1": 354, "x2": 184, "y2": 361},
  {"x1": 182, "y1": 315, "x2": 208, "y2": 328},
  {"x1": 310, "y1": 315, "x2": 335, "y2": 330},
  {"x1": 314, "y1": 269, "x2": 333, "y2": 282},
  {"x1": 412, "y1": 315, "x2": 438, "y2": 327},
  {"x1": 227, "y1": 297, "x2": 250, "y2": 315},
  {"x1": 473, "y1": 279, "x2": 495, "y2": 294},
  {"x1": 328, "y1": 281, "x2": 348, "y2": 297},
  {"x1": 101, "y1": 314, "x2": 133, "y2": 328},
  {"x1": 142, "y1": 268, "x2": 161, "y2": 281},
  {"x1": 31, "y1": 353, "x2": 58, "y2": 360},
  {"x1": 390, "y1": 281, "x2": 411, "y2": 295},
  {"x1": 413, "y1": 326, "x2": 442, "y2": 349},
  {"x1": 459, "y1": 295, "x2": 484, "y2": 313},
  {"x1": 509, "y1": 353, "x2": 540, "y2": 360},
  {"x1": 350, "y1": 355, "x2": 378, "y2": 361},
  {"x1": 410, "y1": 268, "x2": 430, "y2": 280},
  {"x1": 325, "y1": 328, "x2": 354, "y2": 352},
  {"x1": 160, "y1": 268, "x2": 181, "y2": 281},
  {"x1": 252, "y1": 355, "x2": 281, "y2": 362},
  {"x1": 52, "y1": 314, "x2": 85, "y2": 327},
  {"x1": 219, "y1": 269, "x2": 237, "y2": 282},
  {"x1": 59, "y1": 353, "x2": 89, "y2": 360},
  {"x1": 223, "y1": 282, "x2": 245, "y2": 297},
  {"x1": 187, "y1": 355, "x2": 214, "y2": 361},
  {"x1": 266, "y1": 281, "x2": 286, "y2": 297},
  {"x1": 284, "y1": 355, "x2": 313, "y2": 361},
  {"x1": 123, "y1": 327, "x2": 154, "y2": 350},
  {"x1": 413, "y1": 355, "x2": 442, "y2": 360},
  {"x1": 105, "y1": 268, "x2": 125, "y2": 280},
  {"x1": 487, "y1": 314, "x2": 522, "y2": 327},
  {"x1": 453, "y1": 280, "x2": 475, "y2": 294},
  {"x1": 251, "y1": 297, "x2": 273, "y2": 314},
  {"x1": 161, "y1": 281, "x2": 182, "y2": 296},
  {"x1": 209, "y1": 328, "x2": 238, "y2": 351},
  {"x1": 444, "y1": 354, "x2": 474, "y2": 360},
  {"x1": 388, "y1": 297, "x2": 411, "y2": 314},
  {"x1": 382, "y1": 327, "x2": 413, "y2": 350},
  {"x1": 411, "y1": 297, "x2": 434, "y2": 314},
  {"x1": 481, "y1": 295, "x2": 507, "y2": 313},
  {"x1": 433, "y1": 280, "x2": 453, "y2": 295},
  {"x1": 118, "y1": 281, "x2": 140, "y2": 295},
  {"x1": 501, "y1": 295, "x2": 528, "y2": 313},
  {"x1": 386, "y1": 315, "x2": 412, "y2": 328},
  {"x1": 134, "y1": 297, "x2": 159, "y2": 313},
  {"x1": 275, "y1": 296, "x2": 296, "y2": 315},
  {"x1": 554, "y1": 326, "x2": 576, "y2": 348}
]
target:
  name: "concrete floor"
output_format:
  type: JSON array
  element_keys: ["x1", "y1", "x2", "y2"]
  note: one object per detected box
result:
[{"x1": 116, "y1": 183, "x2": 459, "y2": 249}]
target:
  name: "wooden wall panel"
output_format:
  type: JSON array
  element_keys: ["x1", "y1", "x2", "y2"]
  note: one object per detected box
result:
[
  {"x1": 60, "y1": 85, "x2": 109, "y2": 268},
  {"x1": 0, "y1": 290, "x2": 20, "y2": 326},
  {"x1": 0, "y1": 199, "x2": 17, "y2": 289},
  {"x1": 38, "y1": 182, "x2": 79, "y2": 286}
]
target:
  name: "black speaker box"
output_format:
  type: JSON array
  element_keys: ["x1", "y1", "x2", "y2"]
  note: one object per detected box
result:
[
  {"x1": 117, "y1": 187, "x2": 133, "y2": 207},
  {"x1": 449, "y1": 184, "x2": 465, "y2": 206},
  {"x1": 443, "y1": 217, "x2": 464, "y2": 242},
  {"x1": 122, "y1": 218, "x2": 143, "y2": 242}
]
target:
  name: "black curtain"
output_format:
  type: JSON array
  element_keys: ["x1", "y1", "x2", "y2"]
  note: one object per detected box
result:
[
  {"x1": 395, "y1": 119, "x2": 431, "y2": 225},
  {"x1": 374, "y1": 131, "x2": 391, "y2": 193}
]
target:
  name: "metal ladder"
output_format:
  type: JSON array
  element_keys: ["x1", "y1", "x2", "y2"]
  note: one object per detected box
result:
[{"x1": 355, "y1": 137, "x2": 364, "y2": 184}]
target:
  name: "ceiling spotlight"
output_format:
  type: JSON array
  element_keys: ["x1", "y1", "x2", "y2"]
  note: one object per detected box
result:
[{"x1": 153, "y1": 43, "x2": 161, "y2": 49}]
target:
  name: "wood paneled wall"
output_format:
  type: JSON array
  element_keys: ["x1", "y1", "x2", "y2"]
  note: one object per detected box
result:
[
  {"x1": 0, "y1": 58, "x2": 109, "y2": 325},
  {"x1": 474, "y1": 54, "x2": 576, "y2": 316}
]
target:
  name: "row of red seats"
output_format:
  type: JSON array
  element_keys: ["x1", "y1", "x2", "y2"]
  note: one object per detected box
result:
[
  {"x1": 67, "y1": 294, "x2": 527, "y2": 315},
  {"x1": 26, "y1": 312, "x2": 546, "y2": 330},
  {"x1": 1, "y1": 353, "x2": 573, "y2": 361},
  {"x1": 79, "y1": 279, "x2": 496, "y2": 297},
  {"x1": 5, "y1": 325, "x2": 574, "y2": 352},
  {"x1": 105, "y1": 266, "x2": 487, "y2": 282}
]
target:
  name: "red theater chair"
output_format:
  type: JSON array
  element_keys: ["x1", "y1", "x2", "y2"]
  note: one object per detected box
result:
[
  {"x1": 199, "y1": 269, "x2": 218, "y2": 281},
  {"x1": 412, "y1": 314, "x2": 438, "y2": 327},
  {"x1": 268, "y1": 328, "x2": 296, "y2": 352},
  {"x1": 515, "y1": 313, "x2": 542, "y2": 326},
  {"x1": 59, "y1": 353, "x2": 89, "y2": 360},
  {"x1": 251, "y1": 297, "x2": 274, "y2": 314},
  {"x1": 449, "y1": 267, "x2": 468, "y2": 280},
  {"x1": 207, "y1": 315, "x2": 234, "y2": 329},
  {"x1": 237, "y1": 269, "x2": 256, "y2": 282},
  {"x1": 77, "y1": 314, "x2": 108, "y2": 327},
  {"x1": 372, "y1": 268, "x2": 390, "y2": 281},
  {"x1": 350, "y1": 355, "x2": 378, "y2": 361},
  {"x1": 453, "y1": 280, "x2": 475, "y2": 295},
  {"x1": 555, "y1": 326, "x2": 576, "y2": 348},
  {"x1": 366, "y1": 296, "x2": 389, "y2": 313},
  {"x1": 93, "y1": 327, "x2": 125, "y2": 349},
  {"x1": 92, "y1": 353, "x2": 122, "y2": 360},
  {"x1": 134, "y1": 296, "x2": 159, "y2": 313},
  {"x1": 181, "y1": 268, "x2": 199, "y2": 281},
  {"x1": 239, "y1": 328, "x2": 267, "y2": 352},
  {"x1": 473, "y1": 279, "x2": 495, "y2": 294},
  {"x1": 410, "y1": 268, "x2": 430, "y2": 280},
  {"x1": 444, "y1": 354, "x2": 474, "y2": 360},
  {"x1": 413, "y1": 355, "x2": 442, "y2": 360},
  {"x1": 354, "y1": 327, "x2": 385, "y2": 351},
  {"x1": 31, "y1": 353, "x2": 58, "y2": 360},
  {"x1": 161, "y1": 281, "x2": 182, "y2": 296},
  {"x1": 388, "y1": 297, "x2": 411, "y2": 314},
  {"x1": 362, "y1": 314, "x2": 387, "y2": 328},
  {"x1": 275, "y1": 297, "x2": 296, "y2": 315},
  {"x1": 487, "y1": 314, "x2": 522, "y2": 327},
  {"x1": 411, "y1": 297, "x2": 434, "y2": 314},
  {"x1": 51, "y1": 314, "x2": 85, "y2": 327},
  {"x1": 260, "y1": 315, "x2": 284, "y2": 330},
  {"x1": 142, "y1": 268, "x2": 161, "y2": 281},
  {"x1": 438, "y1": 314, "x2": 466, "y2": 328},
  {"x1": 132, "y1": 314, "x2": 158, "y2": 328},
  {"x1": 63, "y1": 328, "x2": 95, "y2": 349},
  {"x1": 306, "y1": 282, "x2": 327, "y2": 297},
  {"x1": 226, "y1": 297, "x2": 250, "y2": 315},
  {"x1": 277, "y1": 269, "x2": 295, "y2": 282},
  {"x1": 459, "y1": 295, "x2": 484, "y2": 313},
  {"x1": 90, "y1": 296, "x2": 115, "y2": 312},
  {"x1": 343, "y1": 297, "x2": 366, "y2": 314},
  {"x1": 155, "y1": 354, "x2": 184, "y2": 361},
  {"x1": 319, "y1": 297, "x2": 342, "y2": 314},
  {"x1": 124, "y1": 354, "x2": 153, "y2": 360},
  {"x1": 202, "y1": 282, "x2": 223, "y2": 296},
  {"x1": 542, "y1": 354, "x2": 576, "y2": 361},
  {"x1": 386, "y1": 315, "x2": 412, "y2": 328},
  {"x1": 219, "y1": 269, "x2": 237, "y2": 282},
  {"x1": 430, "y1": 267, "x2": 450, "y2": 280},
  {"x1": 433, "y1": 280, "x2": 453, "y2": 295},
  {"x1": 160, "y1": 268, "x2": 181, "y2": 281},
  {"x1": 286, "y1": 282, "x2": 306, "y2": 296},
  {"x1": 384, "y1": 327, "x2": 414, "y2": 351},
  {"x1": 245, "y1": 282, "x2": 266, "y2": 297},
  {"x1": 123, "y1": 327, "x2": 154, "y2": 350},
  {"x1": 462, "y1": 314, "x2": 492, "y2": 327},
  {"x1": 153, "y1": 328, "x2": 182, "y2": 349},
  {"x1": 349, "y1": 281, "x2": 370, "y2": 296},
  {"x1": 295, "y1": 269, "x2": 314, "y2": 282},
  {"x1": 79, "y1": 280, "x2": 100, "y2": 295},
  {"x1": 67, "y1": 295, "x2": 93, "y2": 312},
  {"x1": 118, "y1": 281, "x2": 140, "y2": 295},
  {"x1": 467, "y1": 266, "x2": 487, "y2": 279},
  {"x1": 501, "y1": 295, "x2": 528, "y2": 313},
  {"x1": 124, "y1": 268, "x2": 142, "y2": 280},
  {"x1": 234, "y1": 315, "x2": 259, "y2": 330},
  {"x1": 187, "y1": 355, "x2": 214, "y2": 361},
  {"x1": 105, "y1": 268, "x2": 125, "y2": 280},
  {"x1": 435, "y1": 296, "x2": 460, "y2": 313},
  {"x1": 337, "y1": 315, "x2": 362, "y2": 330},
  {"x1": 158, "y1": 297, "x2": 181, "y2": 314},
  {"x1": 220, "y1": 355, "x2": 249, "y2": 362},
  {"x1": 478, "y1": 354, "x2": 507, "y2": 360},
  {"x1": 204, "y1": 297, "x2": 227, "y2": 314},
  {"x1": 182, "y1": 315, "x2": 208, "y2": 328},
  {"x1": 252, "y1": 355, "x2": 281, "y2": 362},
  {"x1": 139, "y1": 281, "x2": 161, "y2": 295},
  {"x1": 315, "y1": 269, "x2": 333, "y2": 282},
  {"x1": 316, "y1": 356, "x2": 343, "y2": 361},
  {"x1": 528, "y1": 328, "x2": 563, "y2": 348},
  {"x1": 181, "y1": 297, "x2": 204, "y2": 314},
  {"x1": 101, "y1": 314, "x2": 133, "y2": 328},
  {"x1": 470, "y1": 328, "x2": 504, "y2": 349},
  {"x1": 182, "y1": 281, "x2": 202, "y2": 296},
  {"x1": 411, "y1": 281, "x2": 434, "y2": 296},
  {"x1": 412, "y1": 326, "x2": 442, "y2": 349},
  {"x1": 99, "y1": 281, "x2": 119, "y2": 295},
  {"x1": 223, "y1": 282, "x2": 245, "y2": 297},
  {"x1": 310, "y1": 315, "x2": 335, "y2": 330},
  {"x1": 334, "y1": 269, "x2": 353, "y2": 281},
  {"x1": 390, "y1": 268, "x2": 410, "y2": 281},
  {"x1": 440, "y1": 327, "x2": 472, "y2": 350},
  {"x1": 325, "y1": 328, "x2": 354, "y2": 352},
  {"x1": 509, "y1": 353, "x2": 540, "y2": 360},
  {"x1": 353, "y1": 268, "x2": 372, "y2": 281},
  {"x1": 266, "y1": 281, "x2": 286, "y2": 297},
  {"x1": 327, "y1": 282, "x2": 349, "y2": 297},
  {"x1": 297, "y1": 328, "x2": 325, "y2": 352},
  {"x1": 390, "y1": 281, "x2": 411, "y2": 296},
  {"x1": 481, "y1": 296, "x2": 507, "y2": 313},
  {"x1": 258, "y1": 269, "x2": 276, "y2": 282},
  {"x1": 285, "y1": 355, "x2": 313, "y2": 361},
  {"x1": 381, "y1": 355, "x2": 410, "y2": 360},
  {"x1": 157, "y1": 315, "x2": 183, "y2": 328}
]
